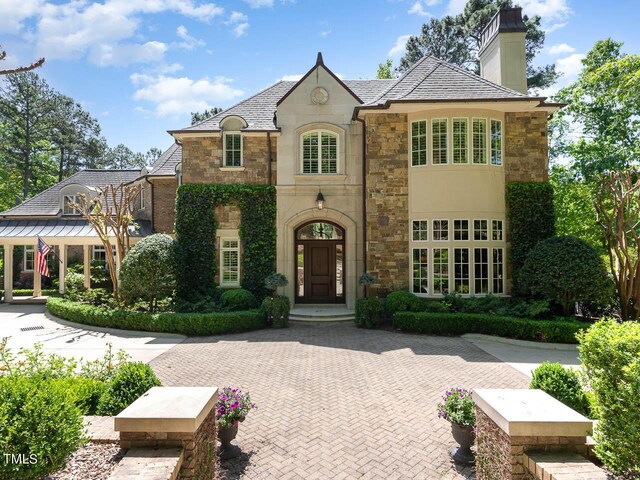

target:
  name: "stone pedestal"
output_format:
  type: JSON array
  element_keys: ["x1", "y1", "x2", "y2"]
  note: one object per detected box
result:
[
  {"x1": 115, "y1": 387, "x2": 218, "y2": 480},
  {"x1": 472, "y1": 389, "x2": 593, "y2": 480}
]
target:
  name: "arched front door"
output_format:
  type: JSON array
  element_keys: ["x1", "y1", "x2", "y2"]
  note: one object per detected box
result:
[{"x1": 295, "y1": 222, "x2": 345, "y2": 304}]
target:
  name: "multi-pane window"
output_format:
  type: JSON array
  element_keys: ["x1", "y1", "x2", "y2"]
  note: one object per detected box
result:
[
  {"x1": 24, "y1": 246, "x2": 35, "y2": 271},
  {"x1": 412, "y1": 248, "x2": 429, "y2": 294},
  {"x1": 491, "y1": 119, "x2": 502, "y2": 166},
  {"x1": 63, "y1": 195, "x2": 80, "y2": 215},
  {"x1": 454, "y1": 248, "x2": 470, "y2": 294},
  {"x1": 454, "y1": 220, "x2": 469, "y2": 241},
  {"x1": 411, "y1": 120, "x2": 427, "y2": 166},
  {"x1": 302, "y1": 131, "x2": 337, "y2": 174},
  {"x1": 493, "y1": 248, "x2": 504, "y2": 294},
  {"x1": 224, "y1": 133, "x2": 242, "y2": 167},
  {"x1": 472, "y1": 118, "x2": 487, "y2": 164},
  {"x1": 92, "y1": 245, "x2": 116, "y2": 264},
  {"x1": 432, "y1": 220, "x2": 449, "y2": 241},
  {"x1": 412, "y1": 220, "x2": 428, "y2": 241},
  {"x1": 452, "y1": 118, "x2": 468, "y2": 164},
  {"x1": 433, "y1": 248, "x2": 449, "y2": 295},
  {"x1": 474, "y1": 248, "x2": 489, "y2": 294},
  {"x1": 431, "y1": 119, "x2": 448, "y2": 164},
  {"x1": 220, "y1": 239, "x2": 240, "y2": 286},
  {"x1": 474, "y1": 220, "x2": 488, "y2": 240},
  {"x1": 492, "y1": 220, "x2": 503, "y2": 241}
]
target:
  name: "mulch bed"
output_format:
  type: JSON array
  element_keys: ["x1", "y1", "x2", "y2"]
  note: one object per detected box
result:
[{"x1": 46, "y1": 442, "x2": 125, "y2": 480}]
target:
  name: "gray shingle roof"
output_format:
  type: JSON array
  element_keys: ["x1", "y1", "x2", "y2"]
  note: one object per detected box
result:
[
  {"x1": 0, "y1": 218, "x2": 152, "y2": 238},
  {"x1": 146, "y1": 143, "x2": 182, "y2": 177},
  {"x1": 1, "y1": 170, "x2": 141, "y2": 217}
]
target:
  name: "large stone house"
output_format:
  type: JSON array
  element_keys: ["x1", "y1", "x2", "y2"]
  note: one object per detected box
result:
[{"x1": 0, "y1": 8, "x2": 558, "y2": 309}]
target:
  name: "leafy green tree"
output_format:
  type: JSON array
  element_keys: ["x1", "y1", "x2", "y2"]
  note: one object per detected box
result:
[
  {"x1": 145, "y1": 147, "x2": 163, "y2": 164},
  {"x1": 376, "y1": 59, "x2": 395, "y2": 79},
  {"x1": 398, "y1": 0, "x2": 558, "y2": 90},
  {"x1": 191, "y1": 107, "x2": 223, "y2": 125},
  {"x1": 551, "y1": 39, "x2": 640, "y2": 181},
  {"x1": 100, "y1": 144, "x2": 147, "y2": 169}
]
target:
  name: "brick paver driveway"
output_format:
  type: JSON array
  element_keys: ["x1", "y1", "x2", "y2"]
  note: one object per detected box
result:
[{"x1": 151, "y1": 323, "x2": 529, "y2": 479}]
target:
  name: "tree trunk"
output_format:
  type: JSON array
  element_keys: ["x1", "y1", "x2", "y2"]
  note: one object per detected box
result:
[{"x1": 58, "y1": 146, "x2": 65, "y2": 182}]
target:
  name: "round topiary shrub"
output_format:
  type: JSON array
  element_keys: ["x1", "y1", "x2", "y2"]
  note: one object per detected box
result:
[
  {"x1": 0, "y1": 377, "x2": 86, "y2": 480},
  {"x1": 519, "y1": 236, "x2": 613, "y2": 316},
  {"x1": 120, "y1": 234, "x2": 176, "y2": 310},
  {"x1": 220, "y1": 288, "x2": 258, "y2": 311},
  {"x1": 384, "y1": 290, "x2": 423, "y2": 317},
  {"x1": 96, "y1": 362, "x2": 161, "y2": 416},
  {"x1": 262, "y1": 295, "x2": 290, "y2": 328},
  {"x1": 530, "y1": 362, "x2": 591, "y2": 417},
  {"x1": 355, "y1": 296, "x2": 383, "y2": 329}
]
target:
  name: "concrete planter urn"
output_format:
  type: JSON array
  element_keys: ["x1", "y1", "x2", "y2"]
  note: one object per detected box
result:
[
  {"x1": 450, "y1": 423, "x2": 475, "y2": 465},
  {"x1": 218, "y1": 421, "x2": 241, "y2": 460}
]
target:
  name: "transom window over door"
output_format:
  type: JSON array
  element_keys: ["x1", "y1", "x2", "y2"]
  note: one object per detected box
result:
[{"x1": 301, "y1": 130, "x2": 338, "y2": 174}]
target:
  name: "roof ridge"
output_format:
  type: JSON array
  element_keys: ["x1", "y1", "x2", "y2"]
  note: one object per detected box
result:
[
  {"x1": 397, "y1": 56, "x2": 442, "y2": 100},
  {"x1": 370, "y1": 55, "x2": 430, "y2": 104}
]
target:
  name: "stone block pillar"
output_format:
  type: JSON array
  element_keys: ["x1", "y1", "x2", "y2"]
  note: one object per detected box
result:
[
  {"x1": 472, "y1": 389, "x2": 593, "y2": 480},
  {"x1": 58, "y1": 244, "x2": 67, "y2": 294},
  {"x1": 83, "y1": 245, "x2": 91, "y2": 289},
  {"x1": 115, "y1": 387, "x2": 218, "y2": 480}
]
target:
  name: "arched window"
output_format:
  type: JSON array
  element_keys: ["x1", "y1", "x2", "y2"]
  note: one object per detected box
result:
[{"x1": 301, "y1": 130, "x2": 338, "y2": 174}]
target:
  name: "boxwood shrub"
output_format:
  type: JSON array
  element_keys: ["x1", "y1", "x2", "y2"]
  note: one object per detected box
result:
[
  {"x1": 97, "y1": 362, "x2": 161, "y2": 416},
  {"x1": 47, "y1": 297, "x2": 265, "y2": 336},
  {"x1": 530, "y1": 362, "x2": 591, "y2": 417},
  {"x1": 393, "y1": 312, "x2": 588, "y2": 343},
  {"x1": 355, "y1": 296, "x2": 383, "y2": 329}
]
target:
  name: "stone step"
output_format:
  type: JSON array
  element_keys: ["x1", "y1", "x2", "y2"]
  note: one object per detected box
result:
[
  {"x1": 290, "y1": 314, "x2": 355, "y2": 323},
  {"x1": 289, "y1": 305, "x2": 355, "y2": 323},
  {"x1": 108, "y1": 448, "x2": 183, "y2": 480}
]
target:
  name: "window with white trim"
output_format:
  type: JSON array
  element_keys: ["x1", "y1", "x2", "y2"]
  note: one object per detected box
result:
[
  {"x1": 24, "y1": 246, "x2": 34, "y2": 271},
  {"x1": 220, "y1": 238, "x2": 240, "y2": 286},
  {"x1": 301, "y1": 130, "x2": 337, "y2": 174},
  {"x1": 433, "y1": 220, "x2": 449, "y2": 241},
  {"x1": 224, "y1": 132, "x2": 242, "y2": 167},
  {"x1": 492, "y1": 220, "x2": 503, "y2": 241},
  {"x1": 431, "y1": 119, "x2": 448, "y2": 164},
  {"x1": 433, "y1": 248, "x2": 449, "y2": 295},
  {"x1": 472, "y1": 118, "x2": 487, "y2": 164},
  {"x1": 93, "y1": 245, "x2": 116, "y2": 264},
  {"x1": 493, "y1": 248, "x2": 504, "y2": 294},
  {"x1": 412, "y1": 248, "x2": 429, "y2": 294},
  {"x1": 491, "y1": 119, "x2": 502, "y2": 166},
  {"x1": 474, "y1": 248, "x2": 489, "y2": 294},
  {"x1": 412, "y1": 220, "x2": 428, "y2": 241},
  {"x1": 454, "y1": 220, "x2": 469, "y2": 241},
  {"x1": 411, "y1": 120, "x2": 427, "y2": 166},
  {"x1": 452, "y1": 118, "x2": 468, "y2": 164},
  {"x1": 474, "y1": 220, "x2": 488, "y2": 241},
  {"x1": 454, "y1": 248, "x2": 470, "y2": 294},
  {"x1": 63, "y1": 195, "x2": 81, "y2": 215}
]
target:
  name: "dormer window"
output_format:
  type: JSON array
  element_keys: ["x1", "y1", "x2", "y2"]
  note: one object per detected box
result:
[
  {"x1": 63, "y1": 195, "x2": 81, "y2": 215},
  {"x1": 224, "y1": 132, "x2": 242, "y2": 167},
  {"x1": 301, "y1": 130, "x2": 338, "y2": 174}
]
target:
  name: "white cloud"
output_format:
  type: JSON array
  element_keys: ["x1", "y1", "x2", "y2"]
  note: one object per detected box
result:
[
  {"x1": 228, "y1": 11, "x2": 248, "y2": 23},
  {"x1": 226, "y1": 11, "x2": 249, "y2": 37},
  {"x1": 445, "y1": 0, "x2": 467, "y2": 15},
  {"x1": 176, "y1": 25, "x2": 205, "y2": 50},
  {"x1": 545, "y1": 22, "x2": 567, "y2": 33},
  {"x1": 91, "y1": 41, "x2": 167, "y2": 66},
  {"x1": 279, "y1": 74, "x2": 303, "y2": 81},
  {"x1": 389, "y1": 34, "x2": 411, "y2": 58},
  {"x1": 384, "y1": 14, "x2": 396, "y2": 21},
  {"x1": 548, "y1": 43, "x2": 575, "y2": 55},
  {"x1": 243, "y1": 0, "x2": 273, "y2": 7},
  {"x1": 556, "y1": 53, "x2": 585, "y2": 77},
  {"x1": 130, "y1": 73, "x2": 244, "y2": 116},
  {"x1": 518, "y1": 0, "x2": 571, "y2": 21},
  {"x1": 408, "y1": 0, "x2": 432, "y2": 17},
  {"x1": 320, "y1": 30, "x2": 331, "y2": 37},
  {"x1": 0, "y1": 0, "x2": 44, "y2": 34},
  {"x1": 232, "y1": 23, "x2": 249, "y2": 37}
]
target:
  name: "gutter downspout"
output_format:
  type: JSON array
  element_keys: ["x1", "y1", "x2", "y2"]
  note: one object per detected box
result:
[
  {"x1": 267, "y1": 132, "x2": 273, "y2": 186},
  {"x1": 356, "y1": 117, "x2": 367, "y2": 297}
]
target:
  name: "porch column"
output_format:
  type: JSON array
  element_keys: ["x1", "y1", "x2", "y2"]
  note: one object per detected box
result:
[
  {"x1": 3, "y1": 245, "x2": 13, "y2": 302},
  {"x1": 83, "y1": 245, "x2": 91, "y2": 289},
  {"x1": 58, "y1": 244, "x2": 67, "y2": 294},
  {"x1": 33, "y1": 241, "x2": 41, "y2": 297}
]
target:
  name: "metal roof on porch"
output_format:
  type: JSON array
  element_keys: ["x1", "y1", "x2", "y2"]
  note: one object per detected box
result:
[{"x1": 0, "y1": 219, "x2": 152, "y2": 238}]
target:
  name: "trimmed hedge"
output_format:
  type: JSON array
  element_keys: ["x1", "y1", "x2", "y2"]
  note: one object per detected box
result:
[
  {"x1": 47, "y1": 297, "x2": 265, "y2": 336},
  {"x1": 1, "y1": 288, "x2": 60, "y2": 298},
  {"x1": 394, "y1": 312, "x2": 588, "y2": 343}
]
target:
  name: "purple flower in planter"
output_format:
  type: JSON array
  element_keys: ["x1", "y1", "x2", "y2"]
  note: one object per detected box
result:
[{"x1": 215, "y1": 386, "x2": 256, "y2": 429}]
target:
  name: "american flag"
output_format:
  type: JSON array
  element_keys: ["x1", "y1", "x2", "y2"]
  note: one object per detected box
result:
[{"x1": 36, "y1": 237, "x2": 51, "y2": 277}]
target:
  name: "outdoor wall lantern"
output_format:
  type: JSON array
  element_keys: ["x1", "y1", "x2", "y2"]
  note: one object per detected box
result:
[{"x1": 316, "y1": 190, "x2": 325, "y2": 210}]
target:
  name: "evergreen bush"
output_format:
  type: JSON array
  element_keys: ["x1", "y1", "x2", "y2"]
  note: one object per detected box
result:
[
  {"x1": 220, "y1": 288, "x2": 258, "y2": 311},
  {"x1": 96, "y1": 362, "x2": 161, "y2": 416},
  {"x1": 355, "y1": 296, "x2": 383, "y2": 329},
  {"x1": 384, "y1": 290, "x2": 423, "y2": 317},
  {"x1": 530, "y1": 362, "x2": 590, "y2": 417}
]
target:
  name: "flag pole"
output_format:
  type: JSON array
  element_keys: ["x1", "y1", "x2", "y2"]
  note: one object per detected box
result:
[{"x1": 36, "y1": 236, "x2": 62, "y2": 264}]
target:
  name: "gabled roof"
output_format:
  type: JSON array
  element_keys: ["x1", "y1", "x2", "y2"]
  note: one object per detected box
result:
[
  {"x1": 144, "y1": 143, "x2": 182, "y2": 177},
  {"x1": 1, "y1": 170, "x2": 141, "y2": 218}
]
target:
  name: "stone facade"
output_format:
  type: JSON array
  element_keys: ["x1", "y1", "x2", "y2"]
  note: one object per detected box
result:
[
  {"x1": 504, "y1": 112, "x2": 548, "y2": 183},
  {"x1": 365, "y1": 113, "x2": 409, "y2": 295},
  {"x1": 152, "y1": 178, "x2": 178, "y2": 234},
  {"x1": 182, "y1": 135, "x2": 274, "y2": 186}
]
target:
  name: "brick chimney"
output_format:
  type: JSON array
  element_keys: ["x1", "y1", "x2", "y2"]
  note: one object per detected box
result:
[{"x1": 478, "y1": 7, "x2": 528, "y2": 94}]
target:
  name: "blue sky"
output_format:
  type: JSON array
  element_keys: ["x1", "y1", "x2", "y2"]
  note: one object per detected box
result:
[{"x1": 1, "y1": 0, "x2": 639, "y2": 155}]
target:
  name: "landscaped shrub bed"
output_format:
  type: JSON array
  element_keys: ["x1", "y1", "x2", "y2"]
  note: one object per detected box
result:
[
  {"x1": 1, "y1": 288, "x2": 60, "y2": 298},
  {"x1": 47, "y1": 297, "x2": 265, "y2": 336},
  {"x1": 393, "y1": 312, "x2": 588, "y2": 343}
]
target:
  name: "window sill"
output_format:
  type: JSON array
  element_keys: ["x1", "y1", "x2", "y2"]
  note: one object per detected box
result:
[
  {"x1": 294, "y1": 174, "x2": 348, "y2": 182},
  {"x1": 220, "y1": 167, "x2": 246, "y2": 172}
]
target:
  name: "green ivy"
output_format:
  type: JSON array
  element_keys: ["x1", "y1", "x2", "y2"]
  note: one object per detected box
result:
[
  {"x1": 174, "y1": 184, "x2": 276, "y2": 302},
  {"x1": 506, "y1": 182, "x2": 555, "y2": 290}
]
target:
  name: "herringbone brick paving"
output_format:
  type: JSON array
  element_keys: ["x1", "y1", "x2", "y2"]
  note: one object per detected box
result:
[{"x1": 150, "y1": 323, "x2": 529, "y2": 479}]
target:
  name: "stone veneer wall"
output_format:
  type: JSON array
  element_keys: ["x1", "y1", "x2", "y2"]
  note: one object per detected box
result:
[
  {"x1": 365, "y1": 113, "x2": 409, "y2": 294},
  {"x1": 182, "y1": 135, "x2": 274, "y2": 185},
  {"x1": 119, "y1": 407, "x2": 218, "y2": 480},
  {"x1": 152, "y1": 178, "x2": 178, "y2": 234},
  {"x1": 475, "y1": 408, "x2": 588, "y2": 480},
  {"x1": 504, "y1": 112, "x2": 548, "y2": 183}
]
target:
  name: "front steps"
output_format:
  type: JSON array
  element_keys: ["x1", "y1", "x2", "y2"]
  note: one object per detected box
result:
[{"x1": 290, "y1": 304, "x2": 355, "y2": 323}]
